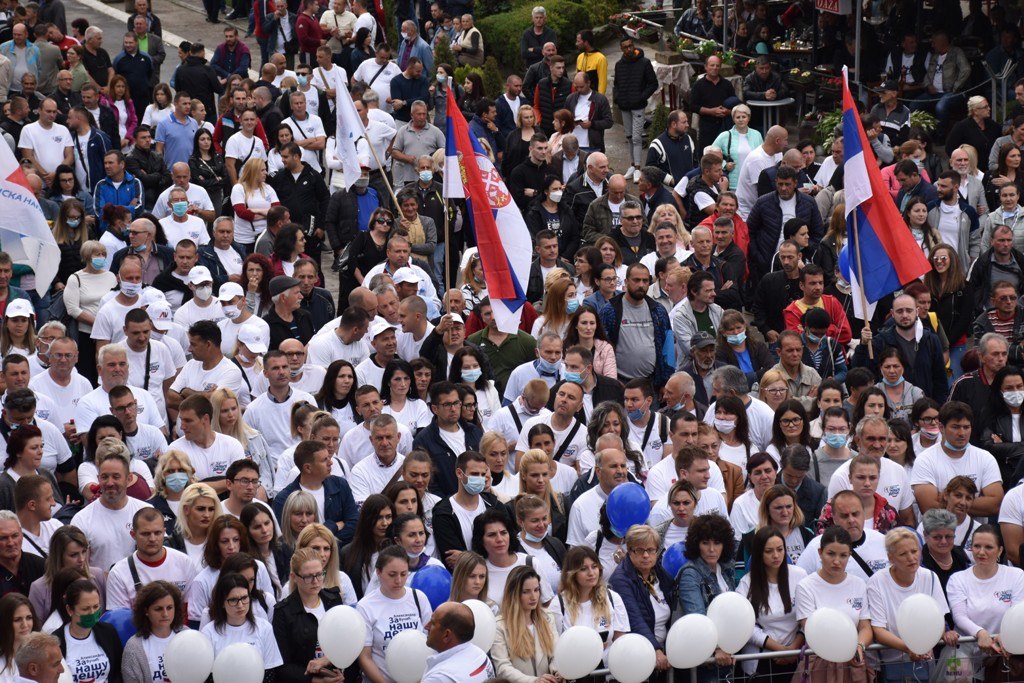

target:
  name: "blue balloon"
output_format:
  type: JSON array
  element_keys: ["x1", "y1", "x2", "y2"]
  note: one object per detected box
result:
[
  {"x1": 410, "y1": 565, "x2": 453, "y2": 610},
  {"x1": 661, "y1": 541, "x2": 688, "y2": 579},
  {"x1": 99, "y1": 608, "x2": 137, "y2": 646},
  {"x1": 606, "y1": 482, "x2": 651, "y2": 534}
]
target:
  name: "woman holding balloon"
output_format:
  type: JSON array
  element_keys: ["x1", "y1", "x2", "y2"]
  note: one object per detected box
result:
[
  {"x1": 356, "y1": 545, "x2": 432, "y2": 683},
  {"x1": 947, "y1": 524, "x2": 1024, "y2": 679},
  {"x1": 608, "y1": 525, "x2": 674, "y2": 677},
  {"x1": 272, "y1": 548, "x2": 346, "y2": 683},
  {"x1": 793, "y1": 525, "x2": 873, "y2": 680},
  {"x1": 201, "y1": 572, "x2": 283, "y2": 679},
  {"x1": 866, "y1": 528, "x2": 957, "y2": 683},
  {"x1": 555, "y1": 547, "x2": 628, "y2": 662},
  {"x1": 736, "y1": 528, "x2": 806, "y2": 681},
  {"x1": 56, "y1": 578, "x2": 123, "y2": 683},
  {"x1": 490, "y1": 565, "x2": 560, "y2": 683},
  {"x1": 122, "y1": 581, "x2": 186, "y2": 683}
]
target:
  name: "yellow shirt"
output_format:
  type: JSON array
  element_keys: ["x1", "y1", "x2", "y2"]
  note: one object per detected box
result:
[{"x1": 576, "y1": 51, "x2": 608, "y2": 94}]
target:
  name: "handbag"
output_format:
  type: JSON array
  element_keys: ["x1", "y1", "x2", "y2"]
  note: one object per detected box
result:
[{"x1": 930, "y1": 645, "x2": 975, "y2": 683}]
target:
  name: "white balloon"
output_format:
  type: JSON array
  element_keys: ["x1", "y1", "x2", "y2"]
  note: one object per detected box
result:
[
  {"x1": 384, "y1": 630, "x2": 435, "y2": 683},
  {"x1": 665, "y1": 614, "x2": 719, "y2": 669},
  {"x1": 212, "y1": 643, "x2": 264, "y2": 683},
  {"x1": 462, "y1": 599, "x2": 497, "y2": 651},
  {"x1": 897, "y1": 594, "x2": 944, "y2": 655},
  {"x1": 57, "y1": 660, "x2": 73, "y2": 683},
  {"x1": 552, "y1": 626, "x2": 604, "y2": 680},
  {"x1": 707, "y1": 592, "x2": 756, "y2": 654},
  {"x1": 318, "y1": 605, "x2": 367, "y2": 668},
  {"x1": 1001, "y1": 603, "x2": 1024, "y2": 654},
  {"x1": 607, "y1": 634, "x2": 656, "y2": 683},
  {"x1": 805, "y1": 608, "x2": 859, "y2": 664},
  {"x1": 164, "y1": 630, "x2": 215, "y2": 683}
]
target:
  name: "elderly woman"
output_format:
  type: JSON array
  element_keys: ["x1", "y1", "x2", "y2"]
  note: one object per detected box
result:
[
  {"x1": 147, "y1": 449, "x2": 197, "y2": 537},
  {"x1": 946, "y1": 96, "x2": 999, "y2": 169},
  {"x1": 676, "y1": 514, "x2": 737, "y2": 681},
  {"x1": 921, "y1": 508, "x2": 970, "y2": 597},
  {"x1": 868, "y1": 527, "x2": 959, "y2": 682},
  {"x1": 608, "y1": 525, "x2": 674, "y2": 676},
  {"x1": 757, "y1": 369, "x2": 790, "y2": 413}
]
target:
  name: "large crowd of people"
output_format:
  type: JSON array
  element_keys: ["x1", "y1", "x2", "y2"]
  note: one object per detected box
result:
[{"x1": 0, "y1": 0, "x2": 1024, "y2": 681}]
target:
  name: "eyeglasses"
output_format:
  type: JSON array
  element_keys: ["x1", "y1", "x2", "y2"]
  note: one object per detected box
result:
[
  {"x1": 462, "y1": 403, "x2": 477, "y2": 410},
  {"x1": 297, "y1": 570, "x2": 327, "y2": 585},
  {"x1": 283, "y1": 351, "x2": 305, "y2": 357},
  {"x1": 764, "y1": 387, "x2": 787, "y2": 395},
  {"x1": 780, "y1": 417, "x2": 803, "y2": 427},
  {"x1": 599, "y1": 276, "x2": 617, "y2": 282},
  {"x1": 438, "y1": 400, "x2": 462, "y2": 409},
  {"x1": 621, "y1": 215, "x2": 643, "y2": 222},
  {"x1": 375, "y1": 217, "x2": 393, "y2": 224},
  {"x1": 918, "y1": 416, "x2": 939, "y2": 425},
  {"x1": 225, "y1": 595, "x2": 251, "y2": 607},
  {"x1": 996, "y1": 295, "x2": 1018, "y2": 302},
  {"x1": 630, "y1": 547, "x2": 659, "y2": 556},
  {"x1": 111, "y1": 402, "x2": 138, "y2": 413},
  {"x1": 232, "y1": 477, "x2": 259, "y2": 487},
  {"x1": 933, "y1": 255, "x2": 949, "y2": 264}
]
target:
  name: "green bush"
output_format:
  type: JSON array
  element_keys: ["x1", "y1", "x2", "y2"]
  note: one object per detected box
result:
[
  {"x1": 579, "y1": 0, "x2": 617, "y2": 29},
  {"x1": 478, "y1": 0, "x2": 590, "y2": 74},
  {"x1": 648, "y1": 103, "x2": 669, "y2": 142},
  {"x1": 433, "y1": 34, "x2": 456, "y2": 74}
]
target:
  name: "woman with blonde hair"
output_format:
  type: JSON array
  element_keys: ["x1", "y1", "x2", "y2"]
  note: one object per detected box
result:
[
  {"x1": 650, "y1": 203, "x2": 692, "y2": 253},
  {"x1": 490, "y1": 565, "x2": 559, "y2": 683},
  {"x1": 279, "y1": 490, "x2": 320, "y2": 549},
  {"x1": 271, "y1": 401, "x2": 319, "y2": 495},
  {"x1": 556, "y1": 546, "x2": 628, "y2": 662},
  {"x1": 230, "y1": 157, "x2": 280, "y2": 249},
  {"x1": 167, "y1": 482, "x2": 223, "y2": 565},
  {"x1": 210, "y1": 388, "x2": 273, "y2": 493},
  {"x1": 713, "y1": 103, "x2": 763, "y2": 188},
  {"x1": 947, "y1": 96, "x2": 999, "y2": 171},
  {"x1": 459, "y1": 252, "x2": 488, "y2": 315},
  {"x1": 290, "y1": 523, "x2": 356, "y2": 604},
  {"x1": 502, "y1": 104, "x2": 538, "y2": 177},
  {"x1": 147, "y1": 449, "x2": 197, "y2": 536},
  {"x1": 531, "y1": 277, "x2": 577, "y2": 337},
  {"x1": 516, "y1": 448, "x2": 567, "y2": 541},
  {"x1": 758, "y1": 368, "x2": 791, "y2": 413}
]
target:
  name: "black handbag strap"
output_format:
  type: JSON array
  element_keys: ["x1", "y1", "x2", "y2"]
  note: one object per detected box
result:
[
  {"x1": 142, "y1": 342, "x2": 152, "y2": 391},
  {"x1": 553, "y1": 420, "x2": 582, "y2": 462},
  {"x1": 23, "y1": 534, "x2": 46, "y2": 558},
  {"x1": 128, "y1": 553, "x2": 143, "y2": 589}
]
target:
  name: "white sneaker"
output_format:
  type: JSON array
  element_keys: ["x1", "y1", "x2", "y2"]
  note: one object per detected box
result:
[
  {"x1": 625, "y1": 165, "x2": 637, "y2": 181},
  {"x1": 633, "y1": 168, "x2": 642, "y2": 184}
]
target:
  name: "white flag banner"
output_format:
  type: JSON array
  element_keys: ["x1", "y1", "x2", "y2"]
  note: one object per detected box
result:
[
  {"x1": 334, "y1": 85, "x2": 364, "y2": 190},
  {"x1": 0, "y1": 142, "x2": 58, "y2": 294}
]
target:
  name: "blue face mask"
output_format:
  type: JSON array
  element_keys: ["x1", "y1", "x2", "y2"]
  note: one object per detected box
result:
[
  {"x1": 566, "y1": 299, "x2": 580, "y2": 314},
  {"x1": 882, "y1": 375, "x2": 904, "y2": 387},
  {"x1": 165, "y1": 472, "x2": 190, "y2": 493},
  {"x1": 806, "y1": 332, "x2": 821, "y2": 344},
  {"x1": 725, "y1": 332, "x2": 746, "y2": 345},
  {"x1": 90, "y1": 257, "x2": 107, "y2": 270},
  {"x1": 67, "y1": 218, "x2": 81, "y2": 228},
  {"x1": 461, "y1": 368, "x2": 482, "y2": 383},
  {"x1": 463, "y1": 475, "x2": 486, "y2": 495},
  {"x1": 627, "y1": 408, "x2": 645, "y2": 421},
  {"x1": 524, "y1": 529, "x2": 548, "y2": 543},
  {"x1": 297, "y1": 75, "x2": 308, "y2": 87},
  {"x1": 563, "y1": 370, "x2": 584, "y2": 385},
  {"x1": 437, "y1": 73, "x2": 446, "y2": 83},
  {"x1": 537, "y1": 358, "x2": 561, "y2": 376},
  {"x1": 419, "y1": 170, "x2": 433, "y2": 183},
  {"x1": 171, "y1": 201, "x2": 188, "y2": 217},
  {"x1": 943, "y1": 439, "x2": 967, "y2": 452},
  {"x1": 823, "y1": 433, "x2": 847, "y2": 449},
  {"x1": 133, "y1": 243, "x2": 147, "y2": 253},
  {"x1": 671, "y1": 402, "x2": 684, "y2": 412}
]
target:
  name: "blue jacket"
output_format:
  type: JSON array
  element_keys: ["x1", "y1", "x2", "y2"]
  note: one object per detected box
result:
[
  {"x1": 746, "y1": 190, "x2": 824, "y2": 278},
  {"x1": 73, "y1": 128, "x2": 112, "y2": 199},
  {"x1": 395, "y1": 36, "x2": 433, "y2": 74},
  {"x1": 414, "y1": 419, "x2": 483, "y2": 498},
  {"x1": 272, "y1": 475, "x2": 358, "y2": 545},
  {"x1": 210, "y1": 42, "x2": 251, "y2": 79},
  {"x1": 608, "y1": 555, "x2": 675, "y2": 651},
  {"x1": 93, "y1": 170, "x2": 144, "y2": 230},
  {"x1": 0, "y1": 41, "x2": 39, "y2": 81},
  {"x1": 896, "y1": 178, "x2": 939, "y2": 210},
  {"x1": 598, "y1": 293, "x2": 673, "y2": 388},
  {"x1": 469, "y1": 115, "x2": 500, "y2": 161},
  {"x1": 675, "y1": 557, "x2": 737, "y2": 616},
  {"x1": 198, "y1": 243, "x2": 245, "y2": 288}
]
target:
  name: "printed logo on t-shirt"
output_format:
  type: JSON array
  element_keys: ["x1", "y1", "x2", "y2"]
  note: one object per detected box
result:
[
  {"x1": 381, "y1": 611, "x2": 420, "y2": 647},
  {"x1": 148, "y1": 362, "x2": 161, "y2": 374},
  {"x1": 134, "y1": 444, "x2": 159, "y2": 459},
  {"x1": 151, "y1": 654, "x2": 169, "y2": 682},
  {"x1": 212, "y1": 461, "x2": 229, "y2": 476},
  {"x1": 202, "y1": 382, "x2": 217, "y2": 392},
  {"x1": 883, "y1": 484, "x2": 901, "y2": 499},
  {"x1": 868, "y1": 560, "x2": 888, "y2": 572},
  {"x1": 996, "y1": 590, "x2": 1014, "y2": 603},
  {"x1": 37, "y1": 408, "x2": 51, "y2": 421},
  {"x1": 846, "y1": 597, "x2": 864, "y2": 611},
  {"x1": 72, "y1": 652, "x2": 110, "y2": 683}
]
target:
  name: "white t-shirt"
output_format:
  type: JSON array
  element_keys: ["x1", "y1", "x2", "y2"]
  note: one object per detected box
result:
[
  {"x1": 159, "y1": 215, "x2": 211, "y2": 248},
  {"x1": 703, "y1": 398, "x2": 774, "y2": 451},
  {"x1": 554, "y1": 588, "x2": 630, "y2": 660},
  {"x1": 69, "y1": 496, "x2": 154, "y2": 571},
  {"x1": 356, "y1": 588, "x2": 432, "y2": 683},
  {"x1": 628, "y1": 413, "x2": 670, "y2": 472},
  {"x1": 126, "y1": 424, "x2": 168, "y2": 461},
  {"x1": 828, "y1": 457, "x2": 915, "y2": 512},
  {"x1": 245, "y1": 388, "x2": 317, "y2": 459},
  {"x1": 230, "y1": 183, "x2": 280, "y2": 244},
  {"x1": 152, "y1": 184, "x2": 214, "y2": 220},
  {"x1": 78, "y1": 458, "x2": 154, "y2": 494},
  {"x1": 567, "y1": 485, "x2": 608, "y2": 546},
  {"x1": 201, "y1": 618, "x2": 283, "y2": 667},
  {"x1": 352, "y1": 59, "x2": 402, "y2": 113},
  {"x1": 30, "y1": 370, "x2": 95, "y2": 429},
  {"x1": 521, "y1": 541, "x2": 563, "y2": 595},
  {"x1": 936, "y1": 201, "x2": 961, "y2": 251},
  {"x1": 489, "y1": 403, "x2": 551, "y2": 454},
  {"x1": 911, "y1": 443, "x2": 1002, "y2": 503},
  {"x1": 794, "y1": 570, "x2": 868, "y2": 626},
  {"x1": 218, "y1": 317, "x2": 270, "y2": 358},
  {"x1": 188, "y1": 563, "x2": 276, "y2": 623},
  {"x1": 728, "y1": 489, "x2": 763, "y2": 539},
  {"x1": 75, "y1": 385, "x2": 165, "y2": 435},
  {"x1": 141, "y1": 632, "x2": 174, "y2": 683},
  {"x1": 63, "y1": 625, "x2": 112, "y2": 683},
  {"x1": 515, "y1": 414, "x2": 587, "y2": 466},
  {"x1": 90, "y1": 297, "x2": 143, "y2": 344},
  {"x1": 796, "y1": 529, "x2": 890, "y2": 581},
  {"x1": 349, "y1": 453, "x2": 405, "y2": 504},
  {"x1": 174, "y1": 299, "x2": 226, "y2": 329},
  {"x1": 224, "y1": 131, "x2": 268, "y2": 164},
  {"x1": 450, "y1": 495, "x2": 485, "y2": 550},
  {"x1": 647, "y1": 485, "x2": 728, "y2": 526},
  {"x1": 736, "y1": 565, "x2": 807, "y2": 654},
  {"x1": 867, "y1": 567, "x2": 948, "y2": 662},
  {"x1": 19, "y1": 121, "x2": 72, "y2": 174},
  {"x1": 485, "y1": 553, "x2": 555, "y2": 606},
  {"x1": 947, "y1": 565, "x2": 1024, "y2": 635},
  {"x1": 214, "y1": 246, "x2": 244, "y2": 278},
  {"x1": 106, "y1": 548, "x2": 198, "y2": 609},
  {"x1": 306, "y1": 331, "x2": 372, "y2": 369},
  {"x1": 125, "y1": 340, "x2": 177, "y2": 417},
  {"x1": 170, "y1": 357, "x2": 250, "y2": 408},
  {"x1": 21, "y1": 518, "x2": 63, "y2": 557},
  {"x1": 283, "y1": 114, "x2": 327, "y2": 172},
  {"x1": 382, "y1": 399, "x2": 432, "y2": 433},
  {"x1": 167, "y1": 432, "x2": 246, "y2": 480}
]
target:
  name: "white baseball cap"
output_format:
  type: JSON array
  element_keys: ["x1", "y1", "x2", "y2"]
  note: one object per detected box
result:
[
  {"x1": 217, "y1": 282, "x2": 245, "y2": 301},
  {"x1": 237, "y1": 324, "x2": 269, "y2": 354},
  {"x1": 140, "y1": 288, "x2": 167, "y2": 307},
  {"x1": 392, "y1": 267, "x2": 421, "y2": 285},
  {"x1": 4, "y1": 299, "x2": 33, "y2": 319},
  {"x1": 187, "y1": 265, "x2": 213, "y2": 286},
  {"x1": 147, "y1": 302, "x2": 173, "y2": 331},
  {"x1": 368, "y1": 317, "x2": 393, "y2": 339}
]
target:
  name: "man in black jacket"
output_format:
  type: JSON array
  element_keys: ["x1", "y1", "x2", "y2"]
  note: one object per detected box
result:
[
  {"x1": 520, "y1": 7, "x2": 556, "y2": 69},
  {"x1": 533, "y1": 55, "x2": 571, "y2": 137},
  {"x1": 968, "y1": 224, "x2": 1024, "y2": 315},
  {"x1": 561, "y1": 347, "x2": 624, "y2": 424},
  {"x1": 265, "y1": 275, "x2": 315, "y2": 349},
  {"x1": 174, "y1": 44, "x2": 223, "y2": 120},
  {"x1": 124, "y1": 125, "x2": 170, "y2": 211},
  {"x1": 613, "y1": 37, "x2": 658, "y2": 181},
  {"x1": 413, "y1": 381, "x2": 484, "y2": 498},
  {"x1": 269, "y1": 142, "x2": 330, "y2": 256},
  {"x1": 559, "y1": 151, "x2": 608, "y2": 256},
  {"x1": 508, "y1": 133, "x2": 551, "y2": 211},
  {"x1": 564, "y1": 72, "x2": 613, "y2": 153},
  {"x1": 751, "y1": 241, "x2": 803, "y2": 343},
  {"x1": 431, "y1": 450, "x2": 498, "y2": 568},
  {"x1": 523, "y1": 41, "x2": 555, "y2": 100},
  {"x1": 525, "y1": 230, "x2": 574, "y2": 303},
  {"x1": 79, "y1": 84, "x2": 119, "y2": 149}
]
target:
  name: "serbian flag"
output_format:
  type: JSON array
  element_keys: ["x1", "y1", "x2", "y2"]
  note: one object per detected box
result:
[
  {"x1": 839, "y1": 66, "x2": 931, "y2": 320},
  {"x1": 443, "y1": 87, "x2": 532, "y2": 333},
  {"x1": 0, "y1": 140, "x2": 58, "y2": 294}
]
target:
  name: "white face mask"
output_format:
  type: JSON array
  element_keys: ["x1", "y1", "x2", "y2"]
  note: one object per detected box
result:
[
  {"x1": 194, "y1": 285, "x2": 213, "y2": 302},
  {"x1": 222, "y1": 303, "x2": 243, "y2": 320},
  {"x1": 1005, "y1": 390, "x2": 1024, "y2": 408}
]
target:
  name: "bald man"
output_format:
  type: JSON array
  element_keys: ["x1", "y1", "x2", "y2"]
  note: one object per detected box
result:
[
  {"x1": 735, "y1": 124, "x2": 789, "y2": 219},
  {"x1": 151, "y1": 161, "x2": 216, "y2": 222},
  {"x1": 422, "y1": 602, "x2": 495, "y2": 683},
  {"x1": 581, "y1": 173, "x2": 638, "y2": 246}
]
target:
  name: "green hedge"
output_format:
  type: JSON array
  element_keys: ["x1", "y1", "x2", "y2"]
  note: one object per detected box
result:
[{"x1": 478, "y1": 0, "x2": 591, "y2": 75}]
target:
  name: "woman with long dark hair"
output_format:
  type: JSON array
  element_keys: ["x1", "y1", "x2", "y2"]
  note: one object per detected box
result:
[
  {"x1": 241, "y1": 503, "x2": 290, "y2": 598},
  {"x1": 729, "y1": 453, "x2": 779, "y2": 540},
  {"x1": 0, "y1": 425, "x2": 61, "y2": 513},
  {"x1": 875, "y1": 347, "x2": 925, "y2": 422},
  {"x1": 270, "y1": 224, "x2": 313, "y2": 278},
  {"x1": 851, "y1": 386, "x2": 891, "y2": 428},
  {"x1": 28, "y1": 527, "x2": 105, "y2": 622},
  {"x1": 340, "y1": 207, "x2": 393, "y2": 303},
  {"x1": 902, "y1": 195, "x2": 942, "y2": 256},
  {"x1": 50, "y1": 195, "x2": 89, "y2": 287},
  {"x1": 189, "y1": 127, "x2": 227, "y2": 212},
  {"x1": 765, "y1": 400, "x2": 817, "y2": 464},
  {"x1": 563, "y1": 304, "x2": 616, "y2": 379},
  {"x1": 56, "y1": 579, "x2": 122, "y2": 683},
  {"x1": 448, "y1": 347, "x2": 500, "y2": 424},
  {"x1": 314, "y1": 360, "x2": 359, "y2": 435},
  {"x1": 0, "y1": 593, "x2": 39, "y2": 683},
  {"x1": 981, "y1": 365, "x2": 1024, "y2": 485},
  {"x1": 242, "y1": 252, "x2": 274, "y2": 317},
  {"x1": 924, "y1": 243, "x2": 973, "y2": 381},
  {"x1": 713, "y1": 395, "x2": 753, "y2": 470},
  {"x1": 381, "y1": 358, "x2": 431, "y2": 433},
  {"x1": 340, "y1": 494, "x2": 394, "y2": 600},
  {"x1": 472, "y1": 509, "x2": 554, "y2": 606}
]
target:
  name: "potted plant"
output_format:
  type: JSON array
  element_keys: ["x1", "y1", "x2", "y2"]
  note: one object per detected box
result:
[
  {"x1": 720, "y1": 50, "x2": 737, "y2": 77},
  {"x1": 695, "y1": 39, "x2": 718, "y2": 58}
]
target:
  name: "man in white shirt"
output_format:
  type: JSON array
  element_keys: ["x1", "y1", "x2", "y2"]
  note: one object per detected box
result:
[
  {"x1": 702, "y1": 365, "x2": 773, "y2": 450},
  {"x1": 109, "y1": 386, "x2": 167, "y2": 462},
  {"x1": 76, "y1": 342, "x2": 167, "y2": 436},
  {"x1": 735, "y1": 124, "x2": 788, "y2": 219},
  {"x1": 18, "y1": 98, "x2": 72, "y2": 186},
  {"x1": 216, "y1": 282, "x2": 270, "y2": 357},
  {"x1": 503, "y1": 333, "x2": 564, "y2": 404},
  {"x1": 222, "y1": 460, "x2": 274, "y2": 519},
  {"x1": 159, "y1": 187, "x2": 210, "y2": 248},
  {"x1": 397, "y1": 295, "x2": 433, "y2": 361},
  {"x1": 422, "y1": 602, "x2": 495, "y2": 683},
  {"x1": 623, "y1": 379, "x2": 671, "y2": 472},
  {"x1": 0, "y1": 388, "x2": 73, "y2": 479},
  {"x1": 311, "y1": 45, "x2": 346, "y2": 107},
  {"x1": 209, "y1": 217, "x2": 244, "y2": 279},
  {"x1": 828, "y1": 415, "x2": 915, "y2": 524},
  {"x1": 91, "y1": 256, "x2": 145, "y2": 349},
  {"x1": 168, "y1": 394, "x2": 245, "y2": 492},
  {"x1": 152, "y1": 162, "x2": 215, "y2": 221},
  {"x1": 647, "y1": 446, "x2": 729, "y2": 525},
  {"x1": 168, "y1": 319, "x2": 250, "y2": 420},
  {"x1": 912, "y1": 401, "x2": 1004, "y2": 517},
  {"x1": 796, "y1": 490, "x2": 889, "y2": 580},
  {"x1": 306, "y1": 306, "x2": 372, "y2": 367},
  {"x1": 1, "y1": 354, "x2": 60, "y2": 429},
  {"x1": 362, "y1": 238, "x2": 440, "y2": 313},
  {"x1": 246, "y1": 350, "x2": 317, "y2": 463},
  {"x1": 70, "y1": 447, "x2": 153, "y2": 570},
  {"x1": 515, "y1": 381, "x2": 588, "y2": 468},
  {"x1": 106, "y1": 507, "x2": 197, "y2": 608},
  {"x1": 353, "y1": 43, "x2": 401, "y2": 112},
  {"x1": 283, "y1": 91, "x2": 326, "y2": 172},
  {"x1": 349, "y1": 414, "x2": 405, "y2": 503},
  {"x1": 15, "y1": 475, "x2": 62, "y2": 557},
  {"x1": 30, "y1": 337, "x2": 94, "y2": 436},
  {"x1": 224, "y1": 108, "x2": 267, "y2": 185},
  {"x1": 174, "y1": 265, "x2": 225, "y2": 328},
  {"x1": 645, "y1": 411, "x2": 725, "y2": 502},
  {"x1": 489, "y1": 379, "x2": 550, "y2": 453},
  {"x1": 121, "y1": 307, "x2": 177, "y2": 420},
  {"x1": 356, "y1": 318, "x2": 398, "y2": 390},
  {"x1": 431, "y1": 450, "x2": 494, "y2": 568},
  {"x1": 566, "y1": 447, "x2": 630, "y2": 546},
  {"x1": 338, "y1": 385, "x2": 414, "y2": 471}
]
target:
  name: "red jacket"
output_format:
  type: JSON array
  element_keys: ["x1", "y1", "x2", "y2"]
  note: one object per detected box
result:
[
  {"x1": 782, "y1": 294, "x2": 852, "y2": 346},
  {"x1": 296, "y1": 12, "x2": 324, "y2": 55}
]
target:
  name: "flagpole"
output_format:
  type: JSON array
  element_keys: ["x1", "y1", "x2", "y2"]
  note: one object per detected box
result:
[
  {"x1": 443, "y1": 197, "x2": 451, "y2": 304},
  {"x1": 361, "y1": 135, "x2": 401, "y2": 210},
  {"x1": 850, "y1": 211, "x2": 874, "y2": 360}
]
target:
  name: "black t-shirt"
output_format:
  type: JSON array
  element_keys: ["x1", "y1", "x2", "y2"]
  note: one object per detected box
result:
[{"x1": 82, "y1": 47, "x2": 113, "y2": 86}]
